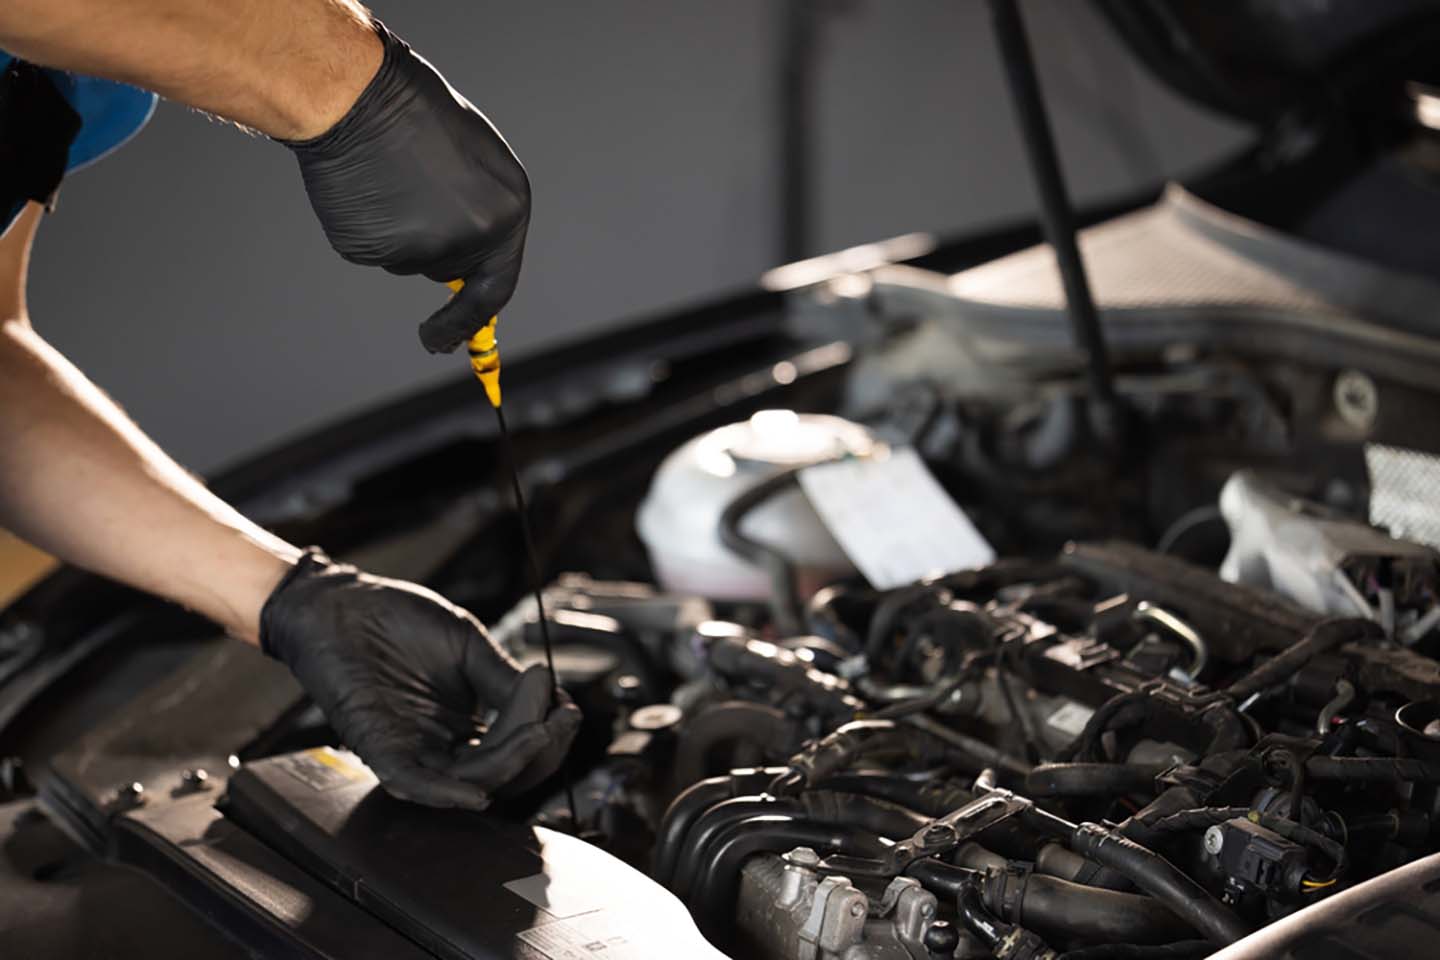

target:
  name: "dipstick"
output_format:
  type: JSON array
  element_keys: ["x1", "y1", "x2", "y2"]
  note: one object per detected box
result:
[{"x1": 450, "y1": 281, "x2": 578, "y2": 831}]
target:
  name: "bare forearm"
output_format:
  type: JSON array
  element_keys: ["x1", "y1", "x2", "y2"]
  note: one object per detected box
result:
[
  {"x1": 0, "y1": 0, "x2": 382, "y2": 139},
  {"x1": 0, "y1": 210, "x2": 299, "y2": 643}
]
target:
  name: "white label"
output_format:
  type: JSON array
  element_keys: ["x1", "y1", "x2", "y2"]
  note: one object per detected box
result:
[
  {"x1": 504, "y1": 873, "x2": 599, "y2": 920},
  {"x1": 1046, "y1": 701, "x2": 1095, "y2": 737},
  {"x1": 800, "y1": 448, "x2": 995, "y2": 589},
  {"x1": 517, "y1": 911, "x2": 648, "y2": 959}
]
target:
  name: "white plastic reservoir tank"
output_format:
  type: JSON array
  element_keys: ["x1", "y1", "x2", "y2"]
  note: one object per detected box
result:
[{"x1": 636, "y1": 410, "x2": 881, "y2": 600}]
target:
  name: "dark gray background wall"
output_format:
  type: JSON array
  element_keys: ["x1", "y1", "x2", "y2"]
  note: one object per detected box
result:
[{"x1": 24, "y1": 0, "x2": 1247, "y2": 474}]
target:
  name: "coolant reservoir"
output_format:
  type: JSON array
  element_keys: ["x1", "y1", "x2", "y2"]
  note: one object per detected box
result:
[{"x1": 636, "y1": 410, "x2": 879, "y2": 599}]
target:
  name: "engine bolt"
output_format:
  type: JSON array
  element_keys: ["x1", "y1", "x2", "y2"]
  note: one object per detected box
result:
[
  {"x1": 1204, "y1": 824, "x2": 1225, "y2": 855},
  {"x1": 849, "y1": 900, "x2": 866, "y2": 918},
  {"x1": 181, "y1": 768, "x2": 210, "y2": 791},
  {"x1": 784, "y1": 847, "x2": 821, "y2": 868},
  {"x1": 1334, "y1": 369, "x2": 1379, "y2": 431},
  {"x1": 112, "y1": 781, "x2": 145, "y2": 810}
]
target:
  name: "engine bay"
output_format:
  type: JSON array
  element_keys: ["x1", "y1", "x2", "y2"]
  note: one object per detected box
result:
[
  {"x1": 499, "y1": 506, "x2": 1440, "y2": 959},
  {"x1": 7, "y1": 181, "x2": 1440, "y2": 959}
]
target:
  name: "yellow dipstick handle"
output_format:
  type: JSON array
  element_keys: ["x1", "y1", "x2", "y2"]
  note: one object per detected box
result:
[{"x1": 448, "y1": 279, "x2": 502, "y2": 408}]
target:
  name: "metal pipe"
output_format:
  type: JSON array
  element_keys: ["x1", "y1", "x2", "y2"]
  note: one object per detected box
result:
[
  {"x1": 984, "y1": 0, "x2": 1117, "y2": 421},
  {"x1": 1134, "y1": 602, "x2": 1209, "y2": 682},
  {"x1": 1316, "y1": 679, "x2": 1356, "y2": 735}
]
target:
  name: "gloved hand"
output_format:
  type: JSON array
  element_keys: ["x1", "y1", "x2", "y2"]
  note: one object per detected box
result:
[
  {"x1": 281, "y1": 21, "x2": 530, "y2": 354},
  {"x1": 260, "y1": 549, "x2": 579, "y2": 810}
]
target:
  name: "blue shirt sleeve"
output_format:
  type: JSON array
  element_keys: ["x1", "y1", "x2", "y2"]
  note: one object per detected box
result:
[{"x1": 2, "y1": 52, "x2": 157, "y2": 229}]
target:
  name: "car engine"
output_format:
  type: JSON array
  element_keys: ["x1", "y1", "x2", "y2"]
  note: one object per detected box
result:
[{"x1": 458, "y1": 390, "x2": 1440, "y2": 960}]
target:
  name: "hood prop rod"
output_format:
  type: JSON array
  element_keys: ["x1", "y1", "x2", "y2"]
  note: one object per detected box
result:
[{"x1": 984, "y1": 0, "x2": 1120, "y2": 440}]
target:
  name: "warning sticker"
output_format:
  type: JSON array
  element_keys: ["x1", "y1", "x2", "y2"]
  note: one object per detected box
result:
[
  {"x1": 516, "y1": 911, "x2": 649, "y2": 959},
  {"x1": 276, "y1": 747, "x2": 368, "y2": 792},
  {"x1": 800, "y1": 448, "x2": 995, "y2": 590}
]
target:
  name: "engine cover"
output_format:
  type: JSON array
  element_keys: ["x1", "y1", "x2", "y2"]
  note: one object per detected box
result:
[{"x1": 218, "y1": 749, "x2": 727, "y2": 959}]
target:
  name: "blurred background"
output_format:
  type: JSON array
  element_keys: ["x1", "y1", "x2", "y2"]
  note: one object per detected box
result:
[{"x1": 23, "y1": 0, "x2": 1247, "y2": 475}]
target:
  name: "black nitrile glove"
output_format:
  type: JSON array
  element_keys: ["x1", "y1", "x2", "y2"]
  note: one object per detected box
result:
[
  {"x1": 260, "y1": 549, "x2": 579, "y2": 810},
  {"x1": 282, "y1": 21, "x2": 530, "y2": 354}
]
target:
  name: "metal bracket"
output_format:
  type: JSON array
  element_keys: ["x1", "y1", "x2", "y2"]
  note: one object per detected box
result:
[
  {"x1": 798, "y1": 875, "x2": 868, "y2": 959},
  {"x1": 818, "y1": 789, "x2": 1034, "y2": 878}
]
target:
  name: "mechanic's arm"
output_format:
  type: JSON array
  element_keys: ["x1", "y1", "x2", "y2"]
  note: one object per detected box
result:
[
  {"x1": 0, "y1": 204, "x2": 299, "y2": 636},
  {"x1": 0, "y1": 204, "x2": 577, "y2": 809},
  {"x1": 0, "y1": 0, "x2": 530, "y2": 352},
  {"x1": 0, "y1": 0, "x2": 379, "y2": 140}
]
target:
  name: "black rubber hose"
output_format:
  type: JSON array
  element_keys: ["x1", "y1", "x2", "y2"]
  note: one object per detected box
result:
[
  {"x1": 1059, "y1": 942, "x2": 1214, "y2": 960},
  {"x1": 1067, "y1": 691, "x2": 1151, "y2": 762},
  {"x1": 1070, "y1": 823, "x2": 1249, "y2": 946},
  {"x1": 670, "y1": 796, "x2": 797, "y2": 901},
  {"x1": 769, "y1": 719, "x2": 912, "y2": 795},
  {"x1": 717, "y1": 467, "x2": 811, "y2": 635},
  {"x1": 999, "y1": 660, "x2": 1043, "y2": 765},
  {"x1": 1035, "y1": 843, "x2": 1133, "y2": 892},
  {"x1": 655, "y1": 776, "x2": 734, "y2": 886},
  {"x1": 675, "y1": 790, "x2": 931, "y2": 903},
  {"x1": 817, "y1": 772, "x2": 974, "y2": 817},
  {"x1": 870, "y1": 660, "x2": 986, "y2": 720},
  {"x1": 1225, "y1": 619, "x2": 1382, "y2": 704},
  {"x1": 1068, "y1": 690, "x2": 1248, "y2": 762},
  {"x1": 865, "y1": 583, "x2": 939, "y2": 663},
  {"x1": 902, "y1": 714, "x2": 1034, "y2": 783},
  {"x1": 707, "y1": 634, "x2": 863, "y2": 715},
  {"x1": 778, "y1": 634, "x2": 852, "y2": 672},
  {"x1": 908, "y1": 859, "x2": 983, "y2": 895},
  {"x1": 1018, "y1": 874, "x2": 1190, "y2": 946},
  {"x1": 1026, "y1": 763, "x2": 1166, "y2": 798},
  {"x1": 1198, "y1": 703, "x2": 1252, "y2": 755},
  {"x1": 955, "y1": 873, "x2": 1009, "y2": 949},
  {"x1": 653, "y1": 768, "x2": 785, "y2": 885},
  {"x1": 798, "y1": 790, "x2": 929, "y2": 839},
  {"x1": 670, "y1": 700, "x2": 793, "y2": 789},
  {"x1": 1117, "y1": 785, "x2": 1206, "y2": 850},
  {"x1": 951, "y1": 841, "x2": 1010, "y2": 873},
  {"x1": 804, "y1": 583, "x2": 869, "y2": 653},
  {"x1": 1306, "y1": 755, "x2": 1440, "y2": 783},
  {"x1": 1131, "y1": 807, "x2": 1243, "y2": 835},
  {"x1": 689, "y1": 816, "x2": 888, "y2": 935},
  {"x1": 910, "y1": 860, "x2": 1189, "y2": 946}
]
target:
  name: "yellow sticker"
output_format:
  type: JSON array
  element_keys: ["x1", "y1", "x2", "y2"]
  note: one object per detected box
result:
[{"x1": 278, "y1": 747, "x2": 368, "y2": 791}]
